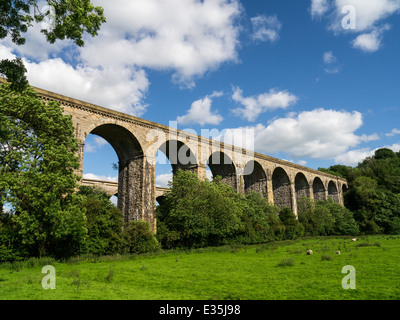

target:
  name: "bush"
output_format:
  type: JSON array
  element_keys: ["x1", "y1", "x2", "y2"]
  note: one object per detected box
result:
[
  {"x1": 279, "y1": 207, "x2": 304, "y2": 240},
  {"x1": 123, "y1": 220, "x2": 160, "y2": 254},
  {"x1": 157, "y1": 170, "x2": 289, "y2": 248},
  {"x1": 157, "y1": 170, "x2": 244, "y2": 248},
  {"x1": 243, "y1": 192, "x2": 285, "y2": 243},
  {"x1": 298, "y1": 197, "x2": 359, "y2": 237},
  {"x1": 77, "y1": 186, "x2": 124, "y2": 256}
]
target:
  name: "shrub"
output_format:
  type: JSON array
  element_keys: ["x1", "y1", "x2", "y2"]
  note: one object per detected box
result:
[
  {"x1": 279, "y1": 207, "x2": 304, "y2": 240},
  {"x1": 157, "y1": 170, "x2": 244, "y2": 248},
  {"x1": 298, "y1": 197, "x2": 359, "y2": 237},
  {"x1": 123, "y1": 220, "x2": 160, "y2": 254},
  {"x1": 77, "y1": 186, "x2": 124, "y2": 256}
]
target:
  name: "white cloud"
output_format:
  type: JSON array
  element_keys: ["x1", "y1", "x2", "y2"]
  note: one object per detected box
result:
[
  {"x1": 333, "y1": 0, "x2": 400, "y2": 32},
  {"x1": 85, "y1": 0, "x2": 242, "y2": 87},
  {"x1": 83, "y1": 173, "x2": 118, "y2": 182},
  {"x1": 312, "y1": 0, "x2": 400, "y2": 52},
  {"x1": 156, "y1": 173, "x2": 173, "y2": 188},
  {"x1": 251, "y1": 15, "x2": 282, "y2": 42},
  {"x1": 177, "y1": 92, "x2": 224, "y2": 126},
  {"x1": 386, "y1": 128, "x2": 400, "y2": 137},
  {"x1": 323, "y1": 51, "x2": 337, "y2": 64},
  {"x1": 323, "y1": 51, "x2": 341, "y2": 74},
  {"x1": 334, "y1": 148, "x2": 375, "y2": 166},
  {"x1": 84, "y1": 143, "x2": 96, "y2": 153},
  {"x1": 335, "y1": 143, "x2": 400, "y2": 166},
  {"x1": 0, "y1": 44, "x2": 150, "y2": 116},
  {"x1": 1, "y1": 0, "x2": 243, "y2": 115},
  {"x1": 231, "y1": 86, "x2": 298, "y2": 121},
  {"x1": 223, "y1": 108, "x2": 378, "y2": 162},
  {"x1": 352, "y1": 27, "x2": 389, "y2": 52},
  {"x1": 311, "y1": 0, "x2": 330, "y2": 18},
  {"x1": 25, "y1": 57, "x2": 150, "y2": 116},
  {"x1": 94, "y1": 136, "x2": 108, "y2": 147}
]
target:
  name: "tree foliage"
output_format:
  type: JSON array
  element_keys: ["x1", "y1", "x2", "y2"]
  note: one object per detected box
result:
[
  {"x1": 0, "y1": 0, "x2": 105, "y2": 47},
  {"x1": 0, "y1": 0, "x2": 105, "y2": 90},
  {"x1": 320, "y1": 148, "x2": 400, "y2": 235},
  {"x1": 0, "y1": 82, "x2": 86, "y2": 259}
]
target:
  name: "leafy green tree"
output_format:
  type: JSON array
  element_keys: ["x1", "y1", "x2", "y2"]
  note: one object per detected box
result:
[
  {"x1": 297, "y1": 197, "x2": 359, "y2": 236},
  {"x1": 0, "y1": 0, "x2": 105, "y2": 89},
  {"x1": 243, "y1": 191, "x2": 284, "y2": 242},
  {"x1": 318, "y1": 164, "x2": 353, "y2": 180},
  {"x1": 0, "y1": 82, "x2": 86, "y2": 258},
  {"x1": 279, "y1": 207, "x2": 304, "y2": 239},
  {"x1": 158, "y1": 170, "x2": 244, "y2": 248},
  {"x1": 77, "y1": 186, "x2": 124, "y2": 256}
]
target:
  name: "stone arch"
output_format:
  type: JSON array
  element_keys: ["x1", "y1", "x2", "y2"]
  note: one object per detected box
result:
[
  {"x1": 328, "y1": 181, "x2": 340, "y2": 203},
  {"x1": 295, "y1": 172, "x2": 310, "y2": 202},
  {"x1": 208, "y1": 151, "x2": 237, "y2": 190},
  {"x1": 85, "y1": 123, "x2": 147, "y2": 223},
  {"x1": 342, "y1": 183, "x2": 349, "y2": 194},
  {"x1": 90, "y1": 123, "x2": 144, "y2": 162},
  {"x1": 243, "y1": 160, "x2": 267, "y2": 197},
  {"x1": 313, "y1": 177, "x2": 326, "y2": 201},
  {"x1": 272, "y1": 167, "x2": 292, "y2": 209},
  {"x1": 157, "y1": 139, "x2": 198, "y2": 175}
]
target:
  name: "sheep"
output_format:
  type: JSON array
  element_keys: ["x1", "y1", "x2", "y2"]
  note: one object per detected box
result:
[{"x1": 306, "y1": 250, "x2": 313, "y2": 255}]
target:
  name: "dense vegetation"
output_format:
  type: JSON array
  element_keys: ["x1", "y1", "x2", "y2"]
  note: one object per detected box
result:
[
  {"x1": 0, "y1": 83, "x2": 159, "y2": 261},
  {"x1": 1, "y1": 81, "x2": 399, "y2": 262},
  {"x1": 156, "y1": 170, "x2": 360, "y2": 249},
  {"x1": 319, "y1": 148, "x2": 400, "y2": 235}
]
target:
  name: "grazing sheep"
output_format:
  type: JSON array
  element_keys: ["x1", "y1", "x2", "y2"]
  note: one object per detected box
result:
[
  {"x1": 306, "y1": 250, "x2": 313, "y2": 255},
  {"x1": 335, "y1": 251, "x2": 341, "y2": 255},
  {"x1": 352, "y1": 238, "x2": 357, "y2": 242}
]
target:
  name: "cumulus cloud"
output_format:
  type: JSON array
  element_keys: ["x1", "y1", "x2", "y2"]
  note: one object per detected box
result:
[
  {"x1": 333, "y1": 0, "x2": 400, "y2": 32},
  {"x1": 251, "y1": 15, "x2": 282, "y2": 42},
  {"x1": 335, "y1": 143, "x2": 400, "y2": 166},
  {"x1": 85, "y1": 0, "x2": 242, "y2": 86},
  {"x1": 156, "y1": 173, "x2": 173, "y2": 188},
  {"x1": 311, "y1": 0, "x2": 400, "y2": 52},
  {"x1": 352, "y1": 27, "x2": 389, "y2": 52},
  {"x1": 231, "y1": 86, "x2": 298, "y2": 121},
  {"x1": 221, "y1": 108, "x2": 380, "y2": 164},
  {"x1": 1, "y1": 0, "x2": 243, "y2": 115},
  {"x1": 177, "y1": 92, "x2": 224, "y2": 126}
]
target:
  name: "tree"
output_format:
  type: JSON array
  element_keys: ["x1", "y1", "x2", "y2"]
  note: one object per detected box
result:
[
  {"x1": 0, "y1": 82, "x2": 87, "y2": 258},
  {"x1": 318, "y1": 164, "x2": 352, "y2": 180},
  {"x1": 77, "y1": 186, "x2": 124, "y2": 256},
  {"x1": 0, "y1": 0, "x2": 106, "y2": 89}
]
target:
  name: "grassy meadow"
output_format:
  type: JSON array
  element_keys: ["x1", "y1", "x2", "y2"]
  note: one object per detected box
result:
[{"x1": 0, "y1": 235, "x2": 399, "y2": 300}]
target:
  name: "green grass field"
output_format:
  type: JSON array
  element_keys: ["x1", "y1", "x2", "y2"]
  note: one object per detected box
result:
[{"x1": 1, "y1": 235, "x2": 399, "y2": 300}]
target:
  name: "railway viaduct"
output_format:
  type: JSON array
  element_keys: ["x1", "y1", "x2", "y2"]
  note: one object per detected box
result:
[{"x1": 34, "y1": 86, "x2": 348, "y2": 232}]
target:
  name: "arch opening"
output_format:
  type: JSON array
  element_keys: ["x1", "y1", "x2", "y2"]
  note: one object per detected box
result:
[
  {"x1": 207, "y1": 151, "x2": 237, "y2": 190},
  {"x1": 83, "y1": 123, "x2": 145, "y2": 223},
  {"x1": 244, "y1": 160, "x2": 267, "y2": 197},
  {"x1": 328, "y1": 181, "x2": 340, "y2": 203},
  {"x1": 158, "y1": 140, "x2": 197, "y2": 175},
  {"x1": 313, "y1": 177, "x2": 325, "y2": 201},
  {"x1": 272, "y1": 167, "x2": 292, "y2": 209},
  {"x1": 295, "y1": 172, "x2": 310, "y2": 202}
]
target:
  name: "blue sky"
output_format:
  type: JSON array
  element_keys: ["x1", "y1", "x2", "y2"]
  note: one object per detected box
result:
[{"x1": 1, "y1": 0, "x2": 400, "y2": 187}]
